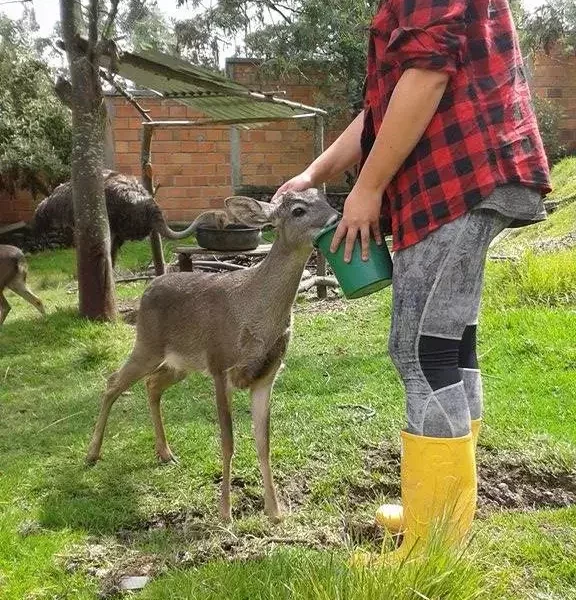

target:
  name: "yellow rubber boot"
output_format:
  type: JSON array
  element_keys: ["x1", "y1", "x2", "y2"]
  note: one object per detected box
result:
[
  {"x1": 375, "y1": 420, "x2": 481, "y2": 535},
  {"x1": 356, "y1": 431, "x2": 477, "y2": 568}
]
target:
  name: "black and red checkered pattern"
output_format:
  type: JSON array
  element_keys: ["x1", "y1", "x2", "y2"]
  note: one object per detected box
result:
[{"x1": 361, "y1": 0, "x2": 551, "y2": 251}]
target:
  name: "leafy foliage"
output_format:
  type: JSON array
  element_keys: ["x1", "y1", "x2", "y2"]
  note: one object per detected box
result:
[
  {"x1": 0, "y1": 15, "x2": 71, "y2": 196},
  {"x1": 246, "y1": 0, "x2": 378, "y2": 113},
  {"x1": 532, "y1": 95, "x2": 568, "y2": 164},
  {"x1": 172, "y1": 0, "x2": 378, "y2": 112},
  {"x1": 117, "y1": 0, "x2": 177, "y2": 54},
  {"x1": 522, "y1": 0, "x2": 576, "y2": 56}
]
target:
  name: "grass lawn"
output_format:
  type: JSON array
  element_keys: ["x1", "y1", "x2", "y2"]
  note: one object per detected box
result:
[{"x1": 1, "y1": 177, "x2": 575, "y2": 598}]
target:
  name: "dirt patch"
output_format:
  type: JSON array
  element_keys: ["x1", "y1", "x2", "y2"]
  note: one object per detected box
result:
[
  {"x1": 294, "y1": 296, "x2": 348, "y2": 314},
  {"x1": 61, "y1": 539, "x2": 161, "y2": 598},
  {"x1": 117, "y1": 301, "x2": 139, "y2": 326},
  {"x1": 531, "y1": 231, "x2": 576, "y2": 254},
  {"x1": 348, "y1": 441, "x2": 576, "y2": 512},
  {"x1": 478, "y1": 459, "x2": 576, "y2": 510}
]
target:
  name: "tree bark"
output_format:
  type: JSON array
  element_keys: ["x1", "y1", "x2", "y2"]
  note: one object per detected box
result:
[{"x1": 60, "y1": 0, "x2": 117, "y2": 321}]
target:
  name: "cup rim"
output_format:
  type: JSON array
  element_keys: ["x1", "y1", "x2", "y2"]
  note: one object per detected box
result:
[{"x1": 313, "y1": 222, "x2": 339, "y2": 245}]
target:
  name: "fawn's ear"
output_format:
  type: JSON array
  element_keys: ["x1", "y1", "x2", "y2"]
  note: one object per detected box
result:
[{"x1": 225, "y1": 196, "x2": 277, "y2": 227}]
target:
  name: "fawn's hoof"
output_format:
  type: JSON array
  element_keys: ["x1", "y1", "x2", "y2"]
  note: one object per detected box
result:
[
  {"x1": 219, "y1": 505, "x2": 232, "y2": 523},
  {"x1": 266, "y1": 508, "x2": 283, "y2": 524},
  {"x1": 85, "y1": 454, "x2": 100, "y2": 467},
  {"x1": 157, "y1": 449, "x2": 179, "y2": 465}
]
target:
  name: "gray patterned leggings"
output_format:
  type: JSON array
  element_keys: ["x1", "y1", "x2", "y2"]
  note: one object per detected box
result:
[{"x1": 389, "y1": 209, "x2": 511, "y2": 438}]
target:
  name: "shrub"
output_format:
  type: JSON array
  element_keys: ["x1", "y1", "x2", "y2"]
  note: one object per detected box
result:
[
  {"x1": 0, "y1": 16, "x2": 71, "y2": 196},
  {"x1": 532, "y1": 95, "x2": 568, "y2": 164}
]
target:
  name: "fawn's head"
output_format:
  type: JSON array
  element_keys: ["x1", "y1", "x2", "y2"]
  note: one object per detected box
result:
[{"x1": 225, "y1": 190, "x2": 338, "y2": 250}]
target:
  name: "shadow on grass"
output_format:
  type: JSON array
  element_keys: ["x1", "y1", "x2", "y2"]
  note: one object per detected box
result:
[
  {"x1": 37, "y1": 459, "x2": 146, "y2": 534},
  {"x1": 0, "y1": 307, "x2": 92, "y2": 358}
]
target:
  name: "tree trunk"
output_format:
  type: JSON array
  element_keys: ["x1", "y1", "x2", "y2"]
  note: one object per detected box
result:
[{"x1": 60, "y1": 0, "x2": 117, "y2": 321}]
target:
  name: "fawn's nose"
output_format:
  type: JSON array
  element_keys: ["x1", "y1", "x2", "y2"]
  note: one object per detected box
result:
[{"x1": 325, "y1": 213, "x2": 339, "y2": 228}]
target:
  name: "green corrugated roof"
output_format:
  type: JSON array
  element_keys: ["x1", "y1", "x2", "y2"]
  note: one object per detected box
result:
[{"x1": 102, "y1": 47, "x2": 324, "y2": 124}]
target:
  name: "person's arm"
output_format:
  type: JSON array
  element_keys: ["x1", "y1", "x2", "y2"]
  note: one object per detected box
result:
[
  {"x1": 331, "y1": 68, "x2": 449, "y2": 261},
  {"x1": 331, "y1": 0, "x2": 468, "y2": 261},
  {"x1": 273, "y1": 111, "x2": 364, "y2": 199}
]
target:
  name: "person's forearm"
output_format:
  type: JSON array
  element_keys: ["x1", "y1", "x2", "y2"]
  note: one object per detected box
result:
[
  {"x1": 356, "y1": 69, "x2": 449, "y2": 194},
  {"x1": 305, "y1": 111, "x2": 365, "y2": 186}
]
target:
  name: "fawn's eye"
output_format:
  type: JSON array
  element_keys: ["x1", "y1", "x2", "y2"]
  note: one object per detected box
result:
[{"x1": 292, "y1": 207, "x2": 306, "y2": 217}]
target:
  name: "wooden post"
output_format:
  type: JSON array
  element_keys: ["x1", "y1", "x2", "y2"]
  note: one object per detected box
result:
[
  {"x1": 103, "y1": 98, "x2": 116, "y2": 170},
  {"x1": 230, "y1": 126, "x2": 242, "y2": 194},
  {"x1": 141, "y1": 123, "x2": 165, "y2": 276},
  {"x1": 314, "y1": 115, "x2": 328, "y2": 299}
]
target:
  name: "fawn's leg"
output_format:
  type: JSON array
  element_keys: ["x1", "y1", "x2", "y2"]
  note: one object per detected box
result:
[
  {"x1": 214, "y1": 373, "x2": 234, "y2": 522},
  {"x1": 86, "y1": 354, "x2": 161, "y2": 464},
  {"x1": 251, "y1": 373, "x2": 281, "y2": 522},
  {"x1": 146, "y1": 365, "x2": 186, "y2": 464},
  {"x1": 0, "y1": 293, "x2": 11, "y2": 325},
  {"x1": 8, "y1": 273, "x2": 45, "y2": 317}
]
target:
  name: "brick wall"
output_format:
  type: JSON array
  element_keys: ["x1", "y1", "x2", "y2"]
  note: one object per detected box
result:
[
  {"x1": 110, "y1": 97, "x2": 233, "y2": 222},
  {"x1": 0, "y1": 189, "x2": 36, "y2": 224},
  {"x1": 531, "y1": 51, "x2": 576, "y2": 152},
  {"x1": 2, "y1": 54, "x2": 576, "y2": 225},
  {"x1": 106, "y1": 59, "x2": 346, "y2": 222}
]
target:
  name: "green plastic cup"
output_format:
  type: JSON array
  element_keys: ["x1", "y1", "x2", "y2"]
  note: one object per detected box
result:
[{"x1": 314, "y1": 223, "x2": 393, "y2": 299}]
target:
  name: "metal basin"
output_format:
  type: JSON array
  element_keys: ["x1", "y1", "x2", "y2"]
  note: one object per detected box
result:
[{"x1": 196, "y1": 224, "x2": 262, "y2": 251}]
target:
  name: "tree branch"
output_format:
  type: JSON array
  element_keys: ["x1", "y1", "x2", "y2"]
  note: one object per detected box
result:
[
  {"x1": 60, "y1": 0, "x2": 81, "y2": 51},
  {"x1": 88, "y1": 0, "x2": 99, "y2": 56},
  {"x1": 99, "y1": 69, "x2": 152, "y2": 122},
  {"x1": 263, "y1": 1, "x2": 293, "y2": 24},
  {"x1": 100, "y1": 0, "x2": 121, "y2": 43},
  {"x1": 298, "y1": 276, "x2": 339, "y2": 294},
  {"x1": 54, "y1": 76, "x2": 73, "y2": 109}
]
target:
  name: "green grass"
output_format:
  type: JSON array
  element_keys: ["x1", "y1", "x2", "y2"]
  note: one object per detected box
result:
[
  {"x1": 485, "y1": 248, "x2": 576, "y2": 308},
  {"x1": 496, "y1": 157, "x2": 576, "y2": 254},
  {"x1": 0, "y1": 229, "x2": 575, "y2": 598},
  {"x1": 548, "y1": 156, "x2": 576, "y2": 203}
]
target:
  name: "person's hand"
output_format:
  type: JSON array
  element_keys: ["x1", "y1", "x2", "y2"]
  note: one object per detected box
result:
[
  {"x1": 330, "y1": 185, "x2": 383, "y2": 262},
  {"x1": 272, "y1": 170, "x2": 316, "y2": 200}
]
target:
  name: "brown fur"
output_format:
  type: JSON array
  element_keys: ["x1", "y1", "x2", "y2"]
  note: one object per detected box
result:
[
  {"x1": 0, "y1": 245, "x2": 46, "y2": 326},
  {"x1": 85, "y1": 190, "x2": 338, "y2": 522}
]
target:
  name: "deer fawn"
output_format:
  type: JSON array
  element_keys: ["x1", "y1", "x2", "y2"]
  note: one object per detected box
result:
[
  {"x1": 86, "y1": 190, "x2": 339, "y2": 522},
  {"x1": 0, "y1": 245, "x2": 45, "y2": 326}
]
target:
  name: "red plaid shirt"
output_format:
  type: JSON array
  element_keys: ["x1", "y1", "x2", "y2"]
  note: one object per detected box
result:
[{"x1": 361, "y1": 0, "x2": 551, "y2": 250}]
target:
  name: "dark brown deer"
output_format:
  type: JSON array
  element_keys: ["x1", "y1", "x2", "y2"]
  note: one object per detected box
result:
[
  {"x1": 85, "y1": 190, "x2": 338, "y2": 522},
  {"x1": 0, "y1": 245, "x2": 45, "y2": 325}
]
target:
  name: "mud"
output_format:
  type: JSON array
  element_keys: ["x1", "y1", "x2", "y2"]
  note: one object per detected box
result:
[
  {"x1": 352, "y1": 440, "x2": 576, "y2": 511},
  {"x1": 478, "y1": 459, "x2": 576, "y2": 510}
]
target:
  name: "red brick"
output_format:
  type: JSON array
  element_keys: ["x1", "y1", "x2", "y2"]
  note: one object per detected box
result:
[
  {"x1": 169, "y1": 105, "x2": 188, "y2": 118},
  {"x1": 155, "y1": 141, "x2": 183, "y2": 154},
  {"x1": 114, "y1": 105, "x2": 136, "y2": 118},
  {"x1": 265, "y1": 130, "x2": 282, "y2": 142},
  {"x1": 182, "y1": 164, "x2": 216, "y2": 176},
  {"x1": 174, "y1": 176, "x2": 191, "y2": 187},
  {"x1": 114, "y1": 117, "x2": 130, "y2": 130},
  {"x1": 115, "y1": 141, "x2": 130, "y2": 154},
  {"x1": 115, "y1": 129, "x2": 140, "y2": 141},
  {"x1": 155, "y1": 130, "x2": 175, "y2": 141},
  {"x1": 167, "y1": 152, "x2": 191, "y2": 164}
]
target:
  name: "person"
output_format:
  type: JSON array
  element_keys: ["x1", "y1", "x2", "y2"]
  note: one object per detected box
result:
[{"x1": 274, "y1": 0, "x2": 551, "y2": 562}]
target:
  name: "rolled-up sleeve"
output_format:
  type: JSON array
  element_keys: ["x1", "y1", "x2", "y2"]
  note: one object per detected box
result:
[{"x1": 380, "y1": 0, "x2": 469, "y2": 75}]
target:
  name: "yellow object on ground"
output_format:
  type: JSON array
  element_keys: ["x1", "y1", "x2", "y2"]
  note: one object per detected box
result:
[
  {"x1": 375, "y1": 420, "x2": 481, "y2": 535},
  {"x1": 359, "y1": 430, "x2": 477, "y2": 566}
]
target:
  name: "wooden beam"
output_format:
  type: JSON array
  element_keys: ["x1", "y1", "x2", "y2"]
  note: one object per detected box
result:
[
  {"x1": 141, "y1": 124, "x2": 165, "y2": 276},
  {"x1": 314, "y1": 115, "x2": 328, "y2": 300},
  {"x1": 230, "y1": 126, "x2": 242, "y2": 193},
  {"x1": 0, "y1": 221, "x2": 26, "y2": 235},
  {"x1": 142, "y1": 114, "x2": 317, "y2": 128}
]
